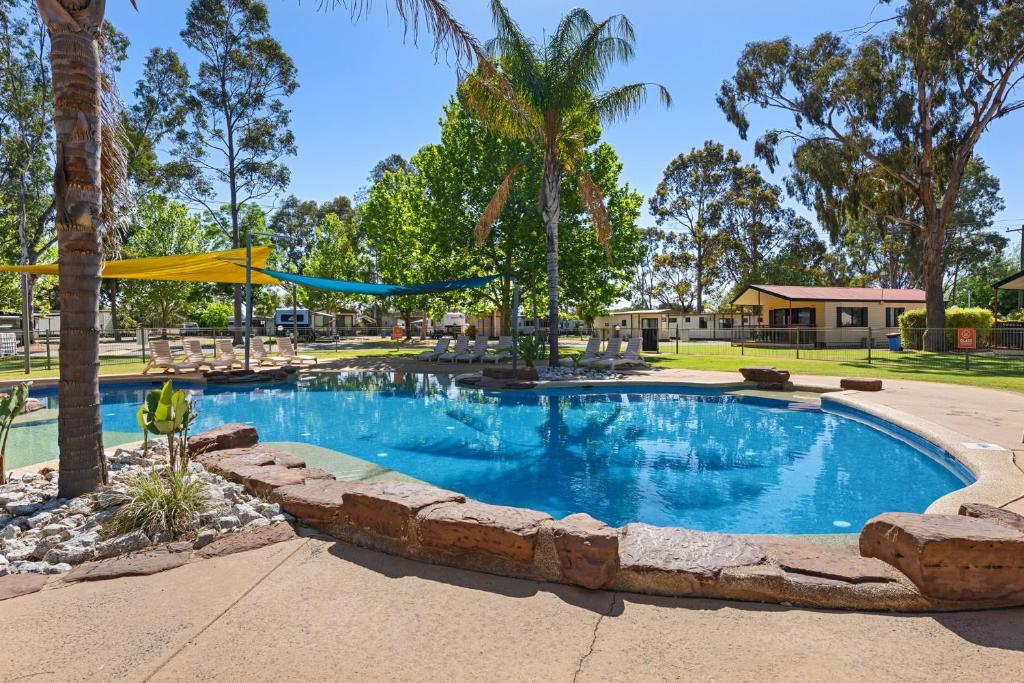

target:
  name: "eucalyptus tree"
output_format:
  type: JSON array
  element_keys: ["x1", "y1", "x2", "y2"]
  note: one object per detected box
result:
[
  {"x1": 649, "y1": 142, "x2": 739, "y2": 313},
  {"x1": 163, "y1": 0, "x2": 298, "y2": 342},
  {"x1": 718, "y1": 0, "x2": 1024, "y2": 349},
  {"x1": 30, "y1": 0, "x2": 495, "y2": 496},
  {"x1": 461, "y1": 1, "x2": 670, "y2": 363}
]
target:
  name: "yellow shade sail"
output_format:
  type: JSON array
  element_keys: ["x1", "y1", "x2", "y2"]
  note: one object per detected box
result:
[{"x1": 0, "y1": 246, "x2": 281, "y2": 286}]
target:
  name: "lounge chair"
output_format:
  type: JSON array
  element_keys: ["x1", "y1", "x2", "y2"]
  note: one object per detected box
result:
[
  {"x1": 560, "y1": 336, "x2": 601, "y2": 368},
  {"x1": 595, "y1": 336, "x2": 649, "y2": 370},
  {"x1": 456, "y1": 335, "x2": 489, "y2": 363},
  {"x1": 417, "y1": 337, "x2": 450, "y2": 361},
  {"x1": 276, "y1": 337, "x2": 318, "y2": 365},
  {"x1": 215, "y1": 339, "x2": 244, "y2": 369},
  {"x1": 252, "y1": 337, "x2": 289, "y2": 366},
  {"x1": 583, "y1": 337, "x2": 622, "y2": 368},
  {"x1": 437, "y1": 335, "x2": 469, "y2": 363},
  {"x1": 183, "y1": 338, "x2": 233, "y2": 371},
  {"x1": 482, "y1": 336, "x2": 514, "y2": 363},
  {"x1": 142, "y1": 339, "x2": 201, "y2": 375}
]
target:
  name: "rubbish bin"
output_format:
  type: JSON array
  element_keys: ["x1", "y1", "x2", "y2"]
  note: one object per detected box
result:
[
  {"x1": 887, "y1": 332, "x2": 902, "y2": 352},
  {"x1": 641, "y1": 328, "x2": 659, "y2": 352}
]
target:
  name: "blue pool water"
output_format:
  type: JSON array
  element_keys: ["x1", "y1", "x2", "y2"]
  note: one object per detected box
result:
[{"x1": 34, "y1": 373, "x2": 970, "y2": 534}]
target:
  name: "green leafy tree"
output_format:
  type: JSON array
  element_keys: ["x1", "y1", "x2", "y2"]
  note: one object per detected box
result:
[
  {"x1": 301, "y1": 212, "x2": 366, "y2": 326},
  {"x1": 718, "y1": 0, "x2": 1024, "y2": 348},
  {"x1": 460, "y1": 1, "x2": 670, "y2": 363},
  {"x1": 649, "y1": 142, "x2": 739, "y2": 312},
  {"x1": 119, "y1": 194, "x2": 212, "y2": 328}
]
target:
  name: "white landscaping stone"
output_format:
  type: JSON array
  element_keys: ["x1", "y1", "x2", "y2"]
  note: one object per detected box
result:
[
  {"x1": 233, "y1": 503, "x2": 262, "y2": 525},
  {"x1": 215, "y1": 515, "x2": 241, "y2": 531},
  {"x1": 1, "y1": 525, "x2": 20, "y2": 540},
  {"x1": 243, "y1": 517, "x2": 271, "y2": 531},
  {"x1": 193, "y1": 528, "x2": 218, "y2": 549},
  {"x1": 96, "y1": 530, "x2": 150, "y2": 559},
  {"x1": 26, "y1": 512, "x2": 53, "y2": 529},
  {"x1": 0, "y1": 491, "x2": 25, "y2": 505},
  {"x1": 43, "y1": 531, "x2": 99, "y2": 565}
]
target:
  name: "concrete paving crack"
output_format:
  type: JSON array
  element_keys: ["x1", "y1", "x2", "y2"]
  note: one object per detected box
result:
[
  {"x1": 572, "y1": 591, "x2": 617, "y2": 683},
  {"x1": 141, "y1": 538, "x2": 311, "y2": 682}
]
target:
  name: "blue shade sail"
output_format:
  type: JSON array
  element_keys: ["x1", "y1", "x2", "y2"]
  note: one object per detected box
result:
[{"x1": 257, "y1": 268, "x2": 500, "y2": 296}]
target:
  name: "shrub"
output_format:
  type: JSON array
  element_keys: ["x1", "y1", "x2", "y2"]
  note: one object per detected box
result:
[
  {"x1": 196, "y1": 301, "x2": 232, "y2": 329},
  {"x1": 104, "y1": 468, "x2": 208, "y2": 539},
  {"x1": 0, "y1": 383, "x2": 30, "y2": 484},
  {"x1": 899, "y1": 307, "x2": 995, "y2": 350}
]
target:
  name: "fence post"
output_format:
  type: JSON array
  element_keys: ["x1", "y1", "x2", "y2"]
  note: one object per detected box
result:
[
  {"x1": 45, "y1": 332, "x2": 51, "y2": 370},
  {"x1": 140, "y1": 328, "x2": 146, "y2": 364},
  {"x1": 867, "y1": 327, "x2": 872, "y2": 363},
  {"x1": 795, "y1": 329, "x2": 800, "y2": 360}
]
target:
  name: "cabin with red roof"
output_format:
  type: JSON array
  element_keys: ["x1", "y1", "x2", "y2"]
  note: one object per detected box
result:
[{"x1": 730, "y1": 284, "x2": 928, "y2": 347}]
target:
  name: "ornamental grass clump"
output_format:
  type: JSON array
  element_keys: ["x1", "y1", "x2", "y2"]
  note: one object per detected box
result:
[{"x1": 105, "y1": 468, "x2": 207, "y2": 539}]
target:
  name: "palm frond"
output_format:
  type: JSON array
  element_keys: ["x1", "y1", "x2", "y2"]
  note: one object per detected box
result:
[
  {"x1": 459, "y1": 69, "x2": 541, "y2": 143},
  {"x1": 579, "y1": 169, "x2": 612, "y2": 257},
  {"x1": 593, "y1": 82, "x2": 671, "y2": 125},
  {"x1": 486, "y1": 0, "x2": 543, "y2": 102},
  {"x1": 556, "y1": 15, "x2": 636, "y2": 98},
  {"x1": 323, "y1": 0, "x2": 488, "y2": 68},
  {"x1": 99, "y1": 34, "x2": 133, "y2": 246},
  {"x1": 474, "y1": 159, "x2": 525, "y2": 245}
]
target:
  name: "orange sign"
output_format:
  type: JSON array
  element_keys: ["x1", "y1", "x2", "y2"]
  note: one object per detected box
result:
[
  {"x1": 957, "y1": 328, "x2": 976, "y2": 350},
  {"x1": 392, "y1": 326, "x2": 405, "y2": 341}
]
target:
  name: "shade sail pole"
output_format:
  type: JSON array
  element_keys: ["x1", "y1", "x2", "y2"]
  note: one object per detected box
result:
[
  {"x1": 244, "y1": 230, "x2": 253, "y2": 371},
  {"x1": 512, "y1": 278, "x2": 519, "y2": 372}
]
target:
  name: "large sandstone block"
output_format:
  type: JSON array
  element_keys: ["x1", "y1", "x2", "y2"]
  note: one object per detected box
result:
[
  {"x1": 340, "y1": 481, "x2": 464, "y2": 540},
  {"x1": 739, "y1": 367, "x2": 790, "y2": 389},
  {"x1": 860, "y1": 512, "x2": 1024, "y2": 601},
  {"x1": 840, "y1": 377, "x2": 883, "y2": 391},
  {"x1": 549, "y1": 513, "x2": 619, "y2": 590},
  {"x1": 197, "y1": 445, "x2": 305, "y2": 477},
  {"x1": 418, "y1": 501, "x2": 551, "y2": 564},
  {"x1": 271, "y1": 480, "x2": 359, "y2": 524},
  {"x1": 959, "y1": 503, "x2": 1024, "y2": 533},
  {"x1": 619, "y1": 523, "x2": 764, "y2": 586},
  {"x1": 236, "y1": 465, "x2": 334, "y2": 498},
  {"x1": 188, "y1": 423, "x2": 258, "y2": 456}
]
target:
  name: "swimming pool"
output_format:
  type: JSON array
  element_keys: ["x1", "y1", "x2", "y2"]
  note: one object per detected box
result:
[{"x1": 25, "y1": 372, "x2": 971, "y2": 534}]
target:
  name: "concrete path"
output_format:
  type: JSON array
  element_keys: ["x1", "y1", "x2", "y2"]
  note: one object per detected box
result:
[{"x1": 1, "y1": 534, "x2": 1022, "y2": 682}]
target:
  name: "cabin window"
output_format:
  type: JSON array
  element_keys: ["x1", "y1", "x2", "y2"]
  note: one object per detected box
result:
[
  {"x1": 684, "y1": 317, "x2": 691, "y2": 323},
  {"x1": 770, "y1": 308, "x2": 815, "y2": 327},
  {"x1": 885, "y1": 307, "x2": 905, "y2": 327},
  {"x1": 698, "y1": 317, "x2": 708, "y2": 329},
  {"x1": 836, "y1": 307, "x2": 868, "y2": 327},
  {"x1": 719, "y1": 318, "x2": 734, "y2": 329}
]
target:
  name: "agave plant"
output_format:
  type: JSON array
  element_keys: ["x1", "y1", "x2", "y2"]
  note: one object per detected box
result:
[
  {"x1": 515, "y1": 333, "x2": 547, "y2": 368},
  {"x1": 136, "y1": 381, "x2": 195, "y2": 472},
  {"x1": 0, "y1": 383, "x2": 31, "y2": 484}
]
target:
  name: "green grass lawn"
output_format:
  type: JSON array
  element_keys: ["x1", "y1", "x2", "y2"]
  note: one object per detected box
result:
[
  {"x1": 5, "y1": 338, "x2": 1023, "y2": 393},
  {"x1": 648, "y1": 343, "x2": 1024, "y2": 393}
]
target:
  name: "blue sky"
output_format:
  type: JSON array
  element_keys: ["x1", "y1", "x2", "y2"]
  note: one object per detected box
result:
[{"x1": 106, "y1": 0, "x2": 1024, "y2": 239}]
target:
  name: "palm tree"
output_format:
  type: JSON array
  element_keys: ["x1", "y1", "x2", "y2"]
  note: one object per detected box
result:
[
  {"x1": 462, "y1": 1, "x2": 670, "y2": 364},
  {"x1": 34, "y1": 0, "x2": 490, "y2": 497}
]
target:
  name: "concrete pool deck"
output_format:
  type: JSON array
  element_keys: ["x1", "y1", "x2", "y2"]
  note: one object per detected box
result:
[
  {"x1": 4, "y1": 364, "x2": 1024, "y2": 678},
  {"x1": 2, "y1": 533, "x2": 1022, "y2": 681}
]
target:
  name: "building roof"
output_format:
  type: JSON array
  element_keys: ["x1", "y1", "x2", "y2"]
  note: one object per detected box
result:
[
  {"x1": 732, "y1": 284, "x2": 927, "y2": 304},
  {"x1": 599, "y1": 309, "x2": 674, "y2": 316},
  {"x1": 993, "y1": 269, "x2": 1024, "y2": 291}
]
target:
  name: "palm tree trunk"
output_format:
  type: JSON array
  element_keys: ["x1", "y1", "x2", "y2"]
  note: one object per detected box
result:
[
  {"x1": 541, "y1": 143, "x2": 561, "y2": 365},
  {"x1": 38, "y1": 0, "x2": 108, "y2": 497}
]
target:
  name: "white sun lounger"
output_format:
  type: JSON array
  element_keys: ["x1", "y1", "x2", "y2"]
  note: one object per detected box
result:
[
  {"x1": 583, "y1": 337, "x2": 622, "y2": 368},
  {"x1": 276, "y1": 337, "x2": 318, "y2": 365},
  {"x1": 252, "y1": 337, "x2": 289, "y2": 366},
  {"x1": 482, "y1": 336, "x2": 514, "y2": 363},
  {"x1": 143, "y1": 339, "x2": 201, "y2": 375},
  {"x1": 438, "y1": 335, "x2": 469, "y2": 363},
  {"x1": 560, "y1": 336, "x2": 601, "y2": 367},
  {"x1": 418, "y1": 337, "x2": 450, "y2": 361},
  {"x1": 456, "y1": 335, "x2": 489, "y2": 363},
  {"x1": 215, "y1": 339, "x2": 244, "y2": 369},
  {"x1": 595, "y1": 336, "x2": 649, "y2": 370},
  {"x1": 183, "y1": 338, "x2": 233, "y2": 371}
]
